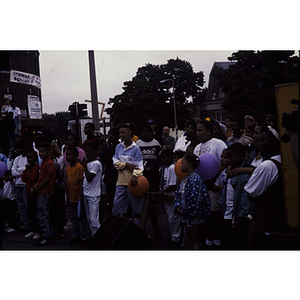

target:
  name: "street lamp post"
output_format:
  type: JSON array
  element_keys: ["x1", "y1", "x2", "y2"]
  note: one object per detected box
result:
[{"x1": 160, "y1": 78, "x2": 178, "y2": 141}]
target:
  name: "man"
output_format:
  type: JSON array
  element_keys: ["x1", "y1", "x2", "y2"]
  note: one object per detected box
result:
[
  {"x1": 9, "y1": 100, "x2": 21, "y2": 126},
  {"x1": 148, "y1": 119, "x2": 164, "y2": 146},
  {"x1": 161, "y1": 126, "x2": 175, "y2": 150},
  {"x1": 83, "y1": 122, "x2": 103, "y2": 151}
]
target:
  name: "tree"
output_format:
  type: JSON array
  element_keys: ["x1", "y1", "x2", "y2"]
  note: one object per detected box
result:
[
  {"x1": 106, "y1": 58, "x2": 204, "y2": 134},
  {"x1": 42, "y1": 111, "x2": 71, "y2": 141},
  {"x1": 215, "y1": 50, "x2": 299, "y2": 122}
]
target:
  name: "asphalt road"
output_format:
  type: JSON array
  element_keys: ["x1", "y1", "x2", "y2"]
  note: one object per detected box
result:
[{"x1": 1, "y1": 201, "x2": 175, "y2": 251}]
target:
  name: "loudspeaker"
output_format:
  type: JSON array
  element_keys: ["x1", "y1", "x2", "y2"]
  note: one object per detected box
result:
[{"x1": 84, "y1": 214, "x2": 153, "y2": 250}]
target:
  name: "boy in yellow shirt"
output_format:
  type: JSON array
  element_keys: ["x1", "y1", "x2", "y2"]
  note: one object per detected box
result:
[{"x1": 66, "y1": 147, "x2": 86, "y2": 245}]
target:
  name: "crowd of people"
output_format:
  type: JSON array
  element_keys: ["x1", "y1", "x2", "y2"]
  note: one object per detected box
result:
[{"x1": 0, "y1": 112, "x2": 287, "y2": 250}]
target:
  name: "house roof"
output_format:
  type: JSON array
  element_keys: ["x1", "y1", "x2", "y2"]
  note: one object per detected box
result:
[
  {"x1": 214, "y1": 61, "x2": 236, "y2": 70},
  {"x1": 209, "y1": 61, "x2": 237, "y2": 76}
]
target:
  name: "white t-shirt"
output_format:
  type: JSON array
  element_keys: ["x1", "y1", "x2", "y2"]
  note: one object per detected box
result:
[
  {"x1": 193, "y1": 138, "x2": 227, "y2": 161},
  {"x1": 3, "y1": 179, "x2": 15, "y2": 200},
  {"x1": 194, "y1": 138, "x2": 227, "y2": 211},
  {"x1": 174, "y1": 136, "x2": 190, "y2": 152},
  {"x1": 163, "y1": 164, "x2": 177, "y2": 196},
  {"x1": 244, "y1": 155, "x2": 281, "y2": 198},
  {"x1": 83, "y1": 160, "x2": 102, "y2": 197},
  {"x1": 224, "y1": 177, "x2": 234, "y2": 219},
  {"x1": 250, "y1": 157, "x2": 263, "y2": 168},
  {"x1": 8, "y1": 106, "x2": 21, "y2": 119},
  {"x1": 11, "y1": 155, "x2": 27, "y2": 187}
]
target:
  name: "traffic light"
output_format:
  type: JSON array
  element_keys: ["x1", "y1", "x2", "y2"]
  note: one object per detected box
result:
[
  {"x1": 78, "y1": 103, "x2": 88, "y2": 118},
  {"x1": 68, "y1": 102, "x2": 88, "y2": 119},
  {"x1": 68, "y1": 103, "x2": 77, "y2": 119}
]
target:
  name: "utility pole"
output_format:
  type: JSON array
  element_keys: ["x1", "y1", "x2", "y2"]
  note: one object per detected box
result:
[{"x1": 88, "y1": 50, "x2": 100, "y2": 131}]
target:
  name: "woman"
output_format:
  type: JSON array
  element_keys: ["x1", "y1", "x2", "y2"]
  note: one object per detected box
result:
[
  {"x1": 174, "y1": 119, "x2": 198, "y2": 152},
  {"x1": 193, "y1": 120, "x2": 227, "y2": 247},
  {"x1": 227, "y1": 124, "x2": 264, "y2": 177}
]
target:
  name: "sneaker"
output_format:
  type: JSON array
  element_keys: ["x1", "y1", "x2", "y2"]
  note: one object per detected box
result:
[
  {"x1": 32, "y1": 233, "x2": 41, "y2": 240},
  {"x1": 63, "y1": 221, "x2": 73, "y2": 232},
  {"x1": 35, "y1": 238, "x2": 50, "y2": 247},
  {"x1": 25, "y1": 232, "x2": 35, "y2": 239},
  {"x1": 6, "y1": 227, "x2": 18, "y2": 233}
]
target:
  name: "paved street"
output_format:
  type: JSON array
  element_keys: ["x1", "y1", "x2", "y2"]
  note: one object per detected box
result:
[{"x1": 1, "y1": 202, "x2": 175, "y2": 251}]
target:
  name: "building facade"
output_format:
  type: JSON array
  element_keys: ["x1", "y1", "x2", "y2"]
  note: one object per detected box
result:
[
  {"x1": 0, "y1": 50, "x2": 43, "y2": 136},
  {"x1": 198, "y1": 61, "x2": 236, "y2": 123}
]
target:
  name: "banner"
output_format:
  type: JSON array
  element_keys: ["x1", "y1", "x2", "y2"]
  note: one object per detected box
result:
[
  {"x1": 10, "y1": 70, "x2": 41, "y2": 89},
  {"x1": 27, "y1": 95, "x2": 42, "y2": 119}
]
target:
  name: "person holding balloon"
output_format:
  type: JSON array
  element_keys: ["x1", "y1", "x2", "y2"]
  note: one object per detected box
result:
[
  {"x1": 193, "y1": 120, "x2": 227, "y2": 248},
  {"x1": 174, "y1": 153, "x2": 211, "y2": 249},
  {"x1": 112, "y1": 123, "x2": 144, "y2": 226}
]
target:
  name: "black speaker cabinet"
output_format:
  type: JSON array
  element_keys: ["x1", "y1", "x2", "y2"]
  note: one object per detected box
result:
[{"x1": 84, "y1": 214, "x2": 153, "y2": 250}]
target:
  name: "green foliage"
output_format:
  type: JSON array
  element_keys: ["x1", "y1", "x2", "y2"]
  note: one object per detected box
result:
[
  {"x1": 42, "y1": 111, "x2": 71, "y2": 140},
  {"x1": 216, "y1": 50, "x2": 299, "y2": 122},
  {"x1": 106, "y1": 58, "x2": 204, "y2": 133}
]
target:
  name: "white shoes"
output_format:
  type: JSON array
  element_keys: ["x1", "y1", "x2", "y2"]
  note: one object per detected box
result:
[
  {"x1": 5, "y1": 227, "x2": 18, "y2": 233},
  {"x1": 32, "y1": 233, "x2": 41, "y2": 241},
  {"x1": 64, "y1": 221, "x2": 73, "y2": 232},
  {"x1": 25, "y1": 232, "x2": 41, "y2": 240},
  {"x1": 25, "y1": 232, "x2": 35, "y2": 239}
]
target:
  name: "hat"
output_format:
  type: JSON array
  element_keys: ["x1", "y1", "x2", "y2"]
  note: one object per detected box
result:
[{"x1": 148, "y1": 119, "x2": 156, "y2": 125}]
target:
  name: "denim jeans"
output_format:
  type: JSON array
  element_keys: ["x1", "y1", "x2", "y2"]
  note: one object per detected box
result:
[
  {"x1": 84, "y1": 195, "x2": 100, "y2": 236},
  {"x1": 37, "y1": 194, "x2": 54, "y2": 239},
  {"x1": 15, "y1": 187, "x2": 29, "y2": 229},
  {"x1": 71, "y1": 201, "x2": 88, "y2": 239},
  {"x1": 112, "y1": 185, "x2": 143, "y2": 216},
  {"x1": 164, "y1": 201, "x2": 182, "y2": 243}
]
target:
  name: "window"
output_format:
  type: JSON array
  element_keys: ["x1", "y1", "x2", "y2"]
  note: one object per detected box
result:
[{"x1": 214, "y1": 112, "x2": 225, "y2": 123}]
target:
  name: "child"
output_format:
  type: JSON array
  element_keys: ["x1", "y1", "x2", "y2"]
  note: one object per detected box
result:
[
  {"x1": 31, "y1": 142, "x2": 56, "y2": 246},
  {"x1": 217, "y1": 149, "x2": 235, "y2": 249},
  {"x1": 245, "y1": 126, "x2": 285, "y2": 249},
  {"x1": 50, "y1": 142, "x2": 66, "y2": 239},
  {"x1": 227, "y1": 143, "x2": 255, "y2": 249},
  {"x1": 63, "y1": 133, "x2": 86, "y2": 231},
  {"x1": 2, "y1": 170, "x2": 18, "y2": 233},
  {"x1": 82, "y1": 142, "x2": 102, "y2": 237},
  {"x1": 99, "y1": 127, "x2": 119, "y2": 219},
  {"x1": 112, "y1": 123, "x2": 144, "y2": 226},
  {"x1": 157, "y1": 149, "x2": 182, "y2": 247},
  {"x1": 12, "y1": 138, "x2": 32, "y2": 234},
  {"x1": 21, "y1": 150, "x2": 41, "y2": 240},
  {"x1": 174, "y1": 150, "x2": 185, "y2": 164},
  {"x1": 136, "y1": 124, "x2": 162, "y2": 192},
  {"x1": 174, "y1": 153, "x2": 211, "y2": 249},
  {"x1": 65, "y1": 147, "x2": 87, "y2": 244},
  {"x1": 194, "y1": 120, "x2": 227, "y2": 247}
]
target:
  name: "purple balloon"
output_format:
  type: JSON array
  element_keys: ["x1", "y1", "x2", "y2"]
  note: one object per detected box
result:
[
  {"x1": 195, "y1": 153, "x2": 220, "y2": 180},
  {"x1": 0, "y1": 161, "x2": 7, "y2": 178}
]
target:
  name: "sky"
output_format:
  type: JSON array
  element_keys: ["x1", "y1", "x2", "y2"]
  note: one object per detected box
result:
[{"x1": 39, "y1": 50, "x2": 235, "y2": 116}]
